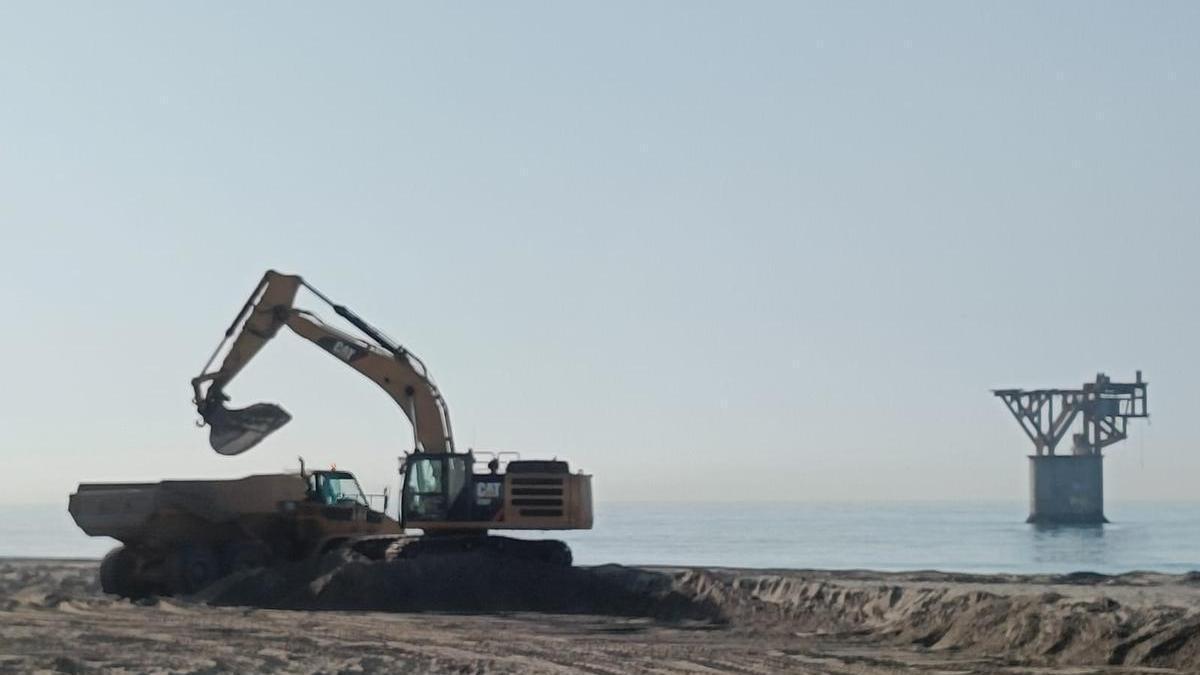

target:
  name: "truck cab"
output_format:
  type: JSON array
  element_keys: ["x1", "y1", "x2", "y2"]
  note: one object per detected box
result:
[
  {"x1": 305, "y1": 470, "x2": 371, "y2": 508},
  {"x1": 296, "y1": 468, "x2": 392, "y2": 528}
]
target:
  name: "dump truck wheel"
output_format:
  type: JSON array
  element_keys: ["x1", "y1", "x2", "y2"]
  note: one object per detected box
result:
[
  {"x1": 99, "y1": 546, "x2": 140, "y2": 597},
  {"x1": 222, "y1": 541, "x2": 271, "y2": 572},
  {"x1": 168, "y1": 545, "x2": 219, "y2": 595}
]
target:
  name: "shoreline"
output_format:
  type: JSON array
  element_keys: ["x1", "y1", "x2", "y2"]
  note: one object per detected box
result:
[{"x1": 6, "y1": 554, "x2": 1198, "y2": 576}]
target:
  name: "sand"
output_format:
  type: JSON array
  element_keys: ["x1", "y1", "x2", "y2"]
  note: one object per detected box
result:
[{"x1": 3, "y1": 555, "x2": 1200, "y2": 674}]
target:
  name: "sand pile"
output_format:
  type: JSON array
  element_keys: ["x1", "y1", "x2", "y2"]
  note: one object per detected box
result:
[
  {"x1": 670, "y1": 568, "x2": 1200, "y2": 669},
  {"x1": 6, "y1": 557, "x2": 1200, "y2": 672},
  {"x1": 0, "y1": 558, "x2": 99, "y2": 612},
  {"x1": 200, "y1": 554, "x2": 1200, "y2": 669}
]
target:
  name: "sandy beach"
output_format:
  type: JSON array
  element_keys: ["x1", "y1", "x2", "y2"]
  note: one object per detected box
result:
[{"x1": 3, "y1": 556, "x2": 1200, "y2": 674}]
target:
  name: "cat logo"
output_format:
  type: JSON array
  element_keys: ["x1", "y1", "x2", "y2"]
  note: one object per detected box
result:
[{"x1": 475, "y1": 482, "x2": 501, "y2": 504}]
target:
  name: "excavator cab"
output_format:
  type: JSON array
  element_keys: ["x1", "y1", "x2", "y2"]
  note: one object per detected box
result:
[
  {"x1": 400, "y1": 452, "x2": 592, "y2": 532},
  {"x1": 401, "y1": 453, "x2": 487, "y2": 523}
]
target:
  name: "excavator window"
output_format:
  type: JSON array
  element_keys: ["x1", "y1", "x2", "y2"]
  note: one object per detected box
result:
[
  {"x1": 410, "y1": 459, "x2": 443, "y2": 493},
  {"x1": 403, "y1": 455, "x2": 470, "y2": 521},
  {"x1": 446, "y1": 456, "x2": 468, "y2": 502},
  {"x1": 404, "y1": 458, "x2": 445, "y2": 519}
]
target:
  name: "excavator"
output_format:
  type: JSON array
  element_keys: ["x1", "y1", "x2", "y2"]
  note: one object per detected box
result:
[{"x1": 190, "y1": 270, "x2": 592, "y2": 565}]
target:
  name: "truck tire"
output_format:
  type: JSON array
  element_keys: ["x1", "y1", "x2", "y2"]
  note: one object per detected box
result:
[
  {"x1": 222, "y1": 541, "x2": 271, "y2": 573},
  {"x1": 99, "y1": 546, "x2": 140, "y2": 598},
  {"x1": 168, "y1": 545, "x2": 219, "y2": 595}
]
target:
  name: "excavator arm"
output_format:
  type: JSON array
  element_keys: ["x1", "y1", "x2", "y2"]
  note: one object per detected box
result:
[{"x1": 192, "y1": 270, "x2": 455, "y2": 456}]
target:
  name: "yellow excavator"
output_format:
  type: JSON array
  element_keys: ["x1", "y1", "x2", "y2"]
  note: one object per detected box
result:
[{"x1": 191, "y1": 270, "x2": 592, "y2": 564}]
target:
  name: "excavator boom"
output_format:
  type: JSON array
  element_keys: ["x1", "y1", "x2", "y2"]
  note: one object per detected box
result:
[{"x1": 192, "y1": 270, "x2": 454, "y2": 455}]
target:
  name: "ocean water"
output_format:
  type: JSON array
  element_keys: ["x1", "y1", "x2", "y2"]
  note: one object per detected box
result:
[{"x1": 7, "y1": 501, "x2": 1200, "y2": 575}]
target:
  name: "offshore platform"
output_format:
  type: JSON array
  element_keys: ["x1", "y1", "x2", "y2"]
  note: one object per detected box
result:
[{"x1": 993, "y1": 372, "x2": 1148, "y2": 525}]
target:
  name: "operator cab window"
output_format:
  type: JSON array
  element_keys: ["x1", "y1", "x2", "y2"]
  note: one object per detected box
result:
[
  {"x1": 404, "y1": 457, "x2": 446, "y2": 519},
  {"x1": 409, "y1": 458, "x2": 443, "y2": 494},
  {"x1": 308, "y1": 472, "x2": 370, "y2": 507},
  {"x1": 404, "y1": 456, "x2": 471, "y2": 520}
]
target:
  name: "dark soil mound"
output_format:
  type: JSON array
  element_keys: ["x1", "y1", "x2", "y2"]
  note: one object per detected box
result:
[{"x1": 203, "y1": 552, "x2": 724, "y2": 622}]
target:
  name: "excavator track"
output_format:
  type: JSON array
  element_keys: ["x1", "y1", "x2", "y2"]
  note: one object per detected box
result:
[{"x1": 388, "y1": 535, "x2": 573, "y2": 567}]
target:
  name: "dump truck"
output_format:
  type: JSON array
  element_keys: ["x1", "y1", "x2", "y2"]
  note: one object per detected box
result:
[{"x1": 69, "y1": 466, "x2": 401, "y2": 597}]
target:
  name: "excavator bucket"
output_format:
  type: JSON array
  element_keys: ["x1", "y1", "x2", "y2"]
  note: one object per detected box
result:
[{"x1": 203, "y1": 402, "x2": 292, "y2": 456}]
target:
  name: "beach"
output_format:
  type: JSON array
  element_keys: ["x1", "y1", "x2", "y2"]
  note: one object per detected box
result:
[{"x1": 4, "y1": 557, "x2": 1200, "y2": 674}]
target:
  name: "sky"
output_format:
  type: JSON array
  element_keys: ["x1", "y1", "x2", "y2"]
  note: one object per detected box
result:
[{"x1": 1, "y1": 2, "x2": 1198, "y2": 506}]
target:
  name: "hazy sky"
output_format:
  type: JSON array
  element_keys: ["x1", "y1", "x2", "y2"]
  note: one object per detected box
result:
[{"x1": 2, "y1": 3, "x2": 1197, "y2": 506}]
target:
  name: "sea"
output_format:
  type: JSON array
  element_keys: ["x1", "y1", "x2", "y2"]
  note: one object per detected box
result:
[{"x1": 7, "y1": 501, "x2": 1200, "y2": 575}]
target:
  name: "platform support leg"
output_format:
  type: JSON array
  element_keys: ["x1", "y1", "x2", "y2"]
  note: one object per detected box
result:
[{"x1": 1027, "y1": 454, "x2": 1106, "y2": 525}]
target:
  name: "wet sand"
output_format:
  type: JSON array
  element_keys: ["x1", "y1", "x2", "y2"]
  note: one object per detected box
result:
[{"x1": 3, "y1": 557, "x2": 1200, "y2": 674}]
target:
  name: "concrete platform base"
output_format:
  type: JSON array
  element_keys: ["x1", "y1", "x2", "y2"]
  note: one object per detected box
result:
[{"x1": 1027, "y1": 454, "x2": 1107, "y2": 525}]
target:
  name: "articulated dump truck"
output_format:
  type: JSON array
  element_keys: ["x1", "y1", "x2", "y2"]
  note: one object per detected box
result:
[{"x1": 69, "y1": 468, "x2": 403, "y2": 598}]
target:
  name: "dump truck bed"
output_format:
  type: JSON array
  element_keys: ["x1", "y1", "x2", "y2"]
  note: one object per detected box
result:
[{"x1": 69, "y1": 474, "x2": 308, "y2": 547}]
